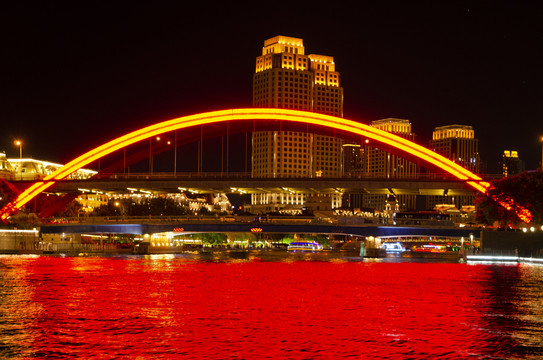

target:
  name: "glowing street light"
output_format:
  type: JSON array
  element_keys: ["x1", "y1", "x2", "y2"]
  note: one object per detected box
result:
[
  {"x1": 540, "y1": 136, "x2": 543, "y2": 171},
  {"x1": 149, "y1": 137, "x2": 161, "y2": 175},
  {"x1": 14, "y1": 140, "x2": 22, "y2": 159}
]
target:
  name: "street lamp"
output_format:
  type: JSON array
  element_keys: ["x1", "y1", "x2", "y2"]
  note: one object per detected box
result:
[
  {"x1": 540, "y1": 136, "x2": 543, "y2": 171},
  {"x1": 149, "y1": 136, "x2": 161, "y2": 175},
  {"x1": 14, "y1": 140, "x2": 22, "y2": 159}
]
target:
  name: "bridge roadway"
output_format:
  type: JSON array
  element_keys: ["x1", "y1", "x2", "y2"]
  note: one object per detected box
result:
[
  {"x1": 40, "y1": 217, "x2": 480, "y2": 239},
  {"x1": 47, "y1": 173, "x2": 480, "y2": 196}
]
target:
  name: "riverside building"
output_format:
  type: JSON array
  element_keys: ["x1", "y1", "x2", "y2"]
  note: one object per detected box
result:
[
  {"x1": 501, "y1": 150, "x2": 525, "y2": 177},
  {"x1": 429, "y1": 125, "x2": 480, "y2": 173},
  {"x1": 250, "y1": 36, "x2": 344, "y2": 214},
  {"x1": 357, "y1": 118, "x2": 418, "y2": 212},
  {"x1": 428, "y1": 125, "x2": 480, "y2": 209}
]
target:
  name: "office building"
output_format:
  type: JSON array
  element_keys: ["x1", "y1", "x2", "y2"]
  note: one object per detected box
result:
[
  {"x1": 250, "y1": 36, "x2": 344, "y2": 214},
  {"x1": 429, "y1": 125, "x2": 479, "y2": 173},
  {"x1": 501, "y1": 150, "x2": 525, "y2": 177},
  {"x1": 355, "y1": 118, "x2": 418, "y2": 212},
  {"x1": 343, "y1": 143, "x2": 362, "y2": 176},
  {"x1": 365, "y1": 119, "x2": 417, "y2": 179},
  {"x1": 428, "y1": 125, "x2": 480, "y2": 209}
]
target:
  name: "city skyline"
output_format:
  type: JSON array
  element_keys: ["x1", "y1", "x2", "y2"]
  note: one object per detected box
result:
[{"x1": 1, "y1": 2, "x2": 541, "y2": 173}]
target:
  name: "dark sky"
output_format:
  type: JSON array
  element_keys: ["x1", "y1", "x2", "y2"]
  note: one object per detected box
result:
[{"x1": 1, "y1": 1, "x2": 541, "y2": 173}]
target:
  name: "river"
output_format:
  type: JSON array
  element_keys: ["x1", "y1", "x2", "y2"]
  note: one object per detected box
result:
[{"x1": 1, "y1": 251, "x2": 542, "y2": 359}]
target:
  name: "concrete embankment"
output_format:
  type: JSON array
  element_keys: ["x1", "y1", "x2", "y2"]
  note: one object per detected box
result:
[{"x1": 481, "y1": 230, "x2": 543, "y2": 257}]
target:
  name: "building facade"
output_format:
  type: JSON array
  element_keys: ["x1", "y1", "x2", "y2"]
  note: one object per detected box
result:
[
  {"x1": 354, "y1": 118, "x2": 418, "y2": 212},
  {"x1": 250, "y1": 36, "x2": 344, "y2": 214},
  {"x1": 343, "y1": 143, "x2": 362, "y2": 176},
  {"x1": 253, "y1": 36, "x2": 343, "y2": 116},
  {"x1": 365, "y1": 119, "x2": 418, "y2": 179},
  {"x1": 501, "y1": 150, "x2": 525, "y2": 177},
  {"x1": 429, "y1": 125, "x2": 480, "y2": 173},
  {"x1": 428, "y1": 125, "x2": 480, "y2": 209},
  {"x1": 1, "y1": 157, "x2": 96, "y2": 181}
]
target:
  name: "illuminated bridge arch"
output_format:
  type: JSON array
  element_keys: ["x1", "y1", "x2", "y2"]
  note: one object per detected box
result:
[{"x1": 0, "y1": 108, "x2": 499, "y2": 221}]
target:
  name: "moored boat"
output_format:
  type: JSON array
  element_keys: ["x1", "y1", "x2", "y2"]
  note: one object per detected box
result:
[{"x1": 287, "y1": 241, "x2": 323, "y2": 252}]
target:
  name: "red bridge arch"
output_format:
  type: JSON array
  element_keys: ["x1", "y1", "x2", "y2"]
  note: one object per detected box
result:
[{"x1": 0, "y1": 108, "x2": 514, "y2": 221}]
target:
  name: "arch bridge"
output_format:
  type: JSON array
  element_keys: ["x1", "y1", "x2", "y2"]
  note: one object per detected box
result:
[{"x1": 0, "y1": 108, "x2": 531, "y2": 223}]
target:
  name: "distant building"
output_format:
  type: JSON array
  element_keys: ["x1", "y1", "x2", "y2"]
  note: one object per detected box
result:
[
  {"x1": 253, "y1": 35, "x2": 342, "y2": 116},
  {"x1": 354, "y1": 118, "x2": 418, "y2": 213},
  {"x1": 83, "y1": 192, "x2": 233, "y2": 215},
  {"x1": 0, "y1": 152, "x2": 14, "y2": 181},
  {"x1": 343, "y1": 143, "x2": 362, "y2": 175},
  {"x1": 251, "y1": 35, "x2": 344, "y2": 214},
  {"x1": 305, "y1": 193, "x2": 336, "y2": 216},
  {"x1": 501, "y1": 150, "x2": 525, "y2": 177},
  {"x1": 428, "y1": 125, "x2": 480, "y2": 209},
  {"x1": 0, "y1": 156, "x2": 96, "y2": 182},
  {"x1": 251, "y1": 131, "x2": 343, "y2": 179},
  {"x1": 429, "y1": 125, "x2": 480, "y2": 173},
  {"x1": 77, "y1": 193, "x2": 109, "y2": 213},
  {"x1": 365, "y1": 119, "x2": 418, "y2": 179},
  {"x1": 8, "y1": 158, "x2": 96, "y2": 181}
]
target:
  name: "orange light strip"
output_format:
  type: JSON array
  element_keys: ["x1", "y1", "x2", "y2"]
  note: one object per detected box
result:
[{"x1": 0, "y1": 108, "x2": 520, "y2": 221}]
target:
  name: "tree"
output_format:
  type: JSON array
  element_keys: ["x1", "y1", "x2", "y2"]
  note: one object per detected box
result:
[
  {"x1": 0, "y1": 178, "x2": 19, "y2": 215},
  {"x1": 199, "y1": 233, "x2": 227, "y2": 245},
  {"x1": 226, "y1": 232, "x2": 257, "y2": 245},
  {"x1": 149, "y1": 197, "x2": 186, "y2": 216},
  {"x1": 58, "y1": 200, "x2": 83, "y2": 218},
  {"x1": 475, "y1": 171, "x2": 543, "y2": 227},
  {"x1": 91, "y1": 197, "x2": 188, "y2": 217},
  {"x1": 307, "y1": 234, "x2": 329, "y2": 247},
  {"x1": 92, "y1": 200, "x2": 123, "y2": 217}
]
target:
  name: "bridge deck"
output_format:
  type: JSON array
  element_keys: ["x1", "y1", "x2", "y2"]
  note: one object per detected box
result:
[
  {"x1": 40, "y1": 219, "x2": 481, "y2": 239},
  {"x1": 45, "y1": 175, "x2": 480, "y2": 195}
]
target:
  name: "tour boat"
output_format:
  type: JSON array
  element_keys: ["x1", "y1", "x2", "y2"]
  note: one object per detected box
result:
[{"x1": 287, "y1": 241, "x2": 323, "y2": 252}]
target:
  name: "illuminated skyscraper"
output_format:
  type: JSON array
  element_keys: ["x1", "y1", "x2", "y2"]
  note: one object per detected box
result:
[
  {"x1": 429, "y1": 125, "x2": 479, "y2": 173},
  {"x1": 501, "y1": 150, "x2": 525, "y2": 177},
  {"x1": 428, "y1": 125, "x2": 480, "y2": 209},
  {"x1": 365, "y1": 118, "x2": 417, "y2": 179},
  {"x1": 250, "y1": 36, "x2": 344, "y2": 214},
  {"x1": 343, "y1": 143, "x2": 362, "y2": 175},
  {"x1": 253, "y1": 36, "x2": 343, "y2": 116},
  {"x1": 358, "y1": 118, "x2": 418, "y2": 212}
]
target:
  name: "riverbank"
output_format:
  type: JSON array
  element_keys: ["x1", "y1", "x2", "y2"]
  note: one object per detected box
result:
[{"x1": 3, "y1": 247, "x2": 543, "y2": 265}]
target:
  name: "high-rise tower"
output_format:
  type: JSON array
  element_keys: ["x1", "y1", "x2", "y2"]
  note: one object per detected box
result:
[
  {"x1": 429, "y1": 125, "x2": 480, "y2": 173},
  {"x1": 501, "y1": 150, "x2": 525, "y2": 177},
  {"x1": 365, "y1": 118, "x2": 417, "y2": 179},
  {"x1": 250, "y1": 36, "x2": 344, "y2": 214},
  {"x1": 428, "y1": 124, "x2": 480, "y2": 209},
  {"x1": 253, "y1": 35, "x2": 343, "y2": 116},
  {"x1": 357, "y1": 118, "x2": 418, "y2": 212}
]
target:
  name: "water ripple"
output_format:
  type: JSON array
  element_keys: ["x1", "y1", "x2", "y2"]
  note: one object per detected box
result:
[{"x1": 0, "y1": 253, "x2": 542, "y2": 359}]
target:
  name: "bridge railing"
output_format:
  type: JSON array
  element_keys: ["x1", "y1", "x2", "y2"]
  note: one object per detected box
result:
[
  {"x1": 41, "y1": 214, "x2": 469, "y2": 229},
  {"x1": 53, "y1": 171, "x2": 505, "y2": 182},
  {"x1": 42, "y1": 215, "x2": 326, "y2": 225},
  {"x1": 36, "y1": 241, "x2": 122, "y2": 252},
  {"x1": 92, "y1": 172, "x2": 253, "y2": 180}
]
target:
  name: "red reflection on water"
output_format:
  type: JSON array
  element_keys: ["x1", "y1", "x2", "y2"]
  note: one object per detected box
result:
[{"x1": 0, "y1": 256, "x2": 534, "y2": 359}]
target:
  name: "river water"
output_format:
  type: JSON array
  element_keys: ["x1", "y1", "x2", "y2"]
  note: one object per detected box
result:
[{"x1": 1, "y1": 251, "x2": 542, "y2": 359}]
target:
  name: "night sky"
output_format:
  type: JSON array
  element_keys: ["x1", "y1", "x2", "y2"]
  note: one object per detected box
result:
[{"x1": 1, "y1": 1, "x2": 541, "y2": 174}]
